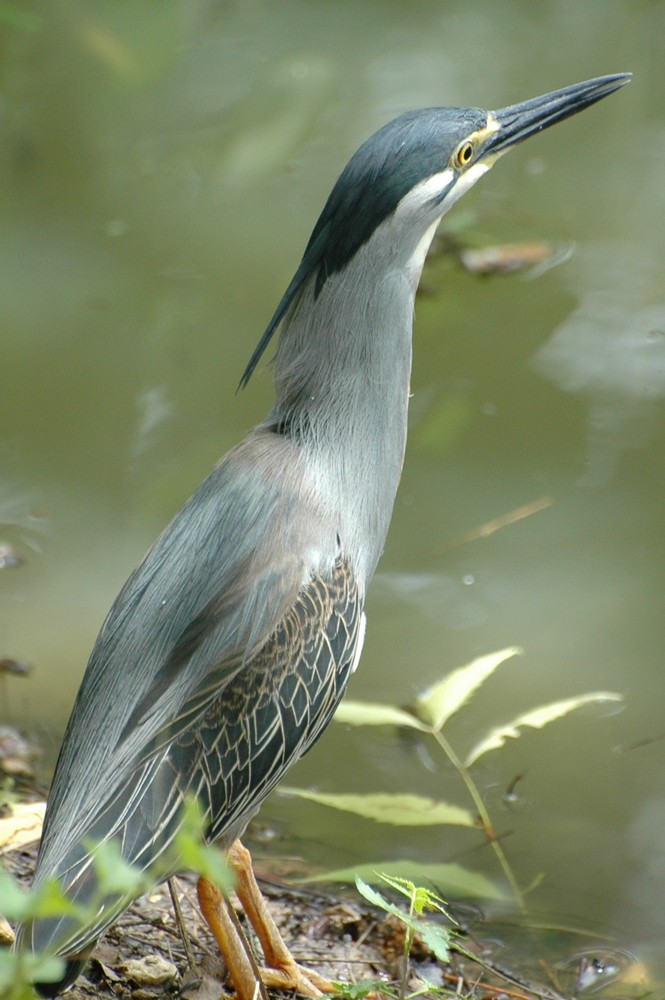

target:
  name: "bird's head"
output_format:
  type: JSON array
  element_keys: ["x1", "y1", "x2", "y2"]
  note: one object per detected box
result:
[{"x1": 240, "y1": 74, "x2": 630, "y2": 388}]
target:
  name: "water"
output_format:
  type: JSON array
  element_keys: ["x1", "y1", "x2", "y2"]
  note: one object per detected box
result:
[{"x1": 1, "y1": 0, "x2": 663, "y2": 990}]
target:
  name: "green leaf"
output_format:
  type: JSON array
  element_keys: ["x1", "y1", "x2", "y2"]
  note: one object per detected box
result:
[
  {"x1": 30, "y1": 880, "x2": 87, "y2": 921},
  {"x1": 464, "y1": 690, "x2": 624, "y2": 766},
  {"x1": 0, "y1": 870, "x2": 84, "y2": 922},
  {"x1": 0, "y1": 871, "x2": 32, "y2": 920},
  {"x1": 372, "y1": 874, "x2": 452, "y2": 921},
  {"x1": 306, "y1": 859, "x2": 506, "y2": 900},
  {"x1": 354, "y1": 876, "x2": 405, "y2": 921},
  {"x1": 87, "y1": 840, "x2": 149, "y2": 898},
  {"x1": 354, "y1": 878, "x2": 424, "y2": 937},
  {"x1": 279, "y1": 789, "x2": 476, "y2": 827},
  {"x1": 411, "y1": 885, "x2": 450, "y2": 919},
  {"x1": 0, "y1": 950, "x2": 66, "y2": 992},
  {"x1": 374, "y1": 872, "x2": 417, "y2": 901},
  {"x1": 334, "y1": 701, "x2": 428, "y2": 731},
  {"x1": 176, "y1": 837, "x2": 235, "y2": 894},
  {"x1": 330, "y1": 980, "x2": 383, "y2": 1000},
  {"x1": 415, "y1": 647, "x2": 522, "y2": 731},
  {"x1": 417, "y1": 920, "x2": 451, "y2": 962},
  {"x1": 172, "y1": 797, "x2": 234, "y2": 893},
  {"x1": 355, "y1": 876, "x2": 451, "y2": 962}
]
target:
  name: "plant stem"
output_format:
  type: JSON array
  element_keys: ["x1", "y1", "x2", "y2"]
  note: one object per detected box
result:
[
  {"x1": 399, "y1": 888, "x2": 416, "y2": 1000},
  {"x1": 430, "y1": 728, "x2": 525, "y2": 911}
]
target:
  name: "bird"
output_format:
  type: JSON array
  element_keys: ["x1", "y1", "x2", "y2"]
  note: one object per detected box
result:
[{"x1": 16, "y1": 73, "x2": 630, "y2": 998}]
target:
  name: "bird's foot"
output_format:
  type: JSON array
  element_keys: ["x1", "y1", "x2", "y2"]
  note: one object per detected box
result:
[
  {"x1": 197, "y1": 844, "x2": 335, "y2": 1000},
  {"x1": 259, "y1": 958, "x2": 333, "y2": 996}
]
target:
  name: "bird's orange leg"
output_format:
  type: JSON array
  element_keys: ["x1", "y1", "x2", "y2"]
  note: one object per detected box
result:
[
  {"x1": 197, "y1": 840, "x2": 334, "y2": 999},
  {"x1": 197, "y1": 875, "x2": 268, "y2": 1000},
  {"x1": 228, "y1": 839, "x2": 334, "y2": 996}
]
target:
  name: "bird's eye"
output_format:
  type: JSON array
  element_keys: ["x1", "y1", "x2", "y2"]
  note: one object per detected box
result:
[{"x1": 453, "y1": 140, "x2": 475, "y2": 170}]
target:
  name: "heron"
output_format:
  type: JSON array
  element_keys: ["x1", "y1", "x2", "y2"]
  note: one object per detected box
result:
[{"x1": 16, "y1": 72, "x2": 630, "y2": 998}]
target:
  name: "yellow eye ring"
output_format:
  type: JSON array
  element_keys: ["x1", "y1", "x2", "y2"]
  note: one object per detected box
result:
[{"x1": 453, "y1": 140, "x2": 475, "y2": 170}]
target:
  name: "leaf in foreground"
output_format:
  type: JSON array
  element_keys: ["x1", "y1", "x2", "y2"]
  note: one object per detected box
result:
[
  {"x1": 279, "y1": 788, "x2": 476, "y2": 827},
  {"x1": 0, "y1": 871, "x2": 82, "y2": 923},
  {"x1": 330, "y1": 980, "x2": 383, "y2": 1000},
  {"x1": 378, "y1": 874, "x2": 451, "y2": 920},
  {"x1": 0, "y1": 951, "x2": 65, "y2": 993},
  {"x1": 354, "y1": 876, "x2": 408, "y2": 921},
  {"x1": 173, "y1": 796, "x2": 235, "y2": 893},
  {"x1": 0, "y1": 871, "x2": 33, "y2": 921},
  {"x1": 416, "y1": 920, "x2": 451, "y2": 962},
  {"x1": 464, "y1": 690, "x2": 624, "y2": 766},
  {"x1": 87, "y1": 840, "x2": 150, "y2": 898},
  {"x1": 355, "y1": 876, "x2": 451, "y2": 962},
  {"x1": 415, "y1": 647, "x2": 522, "y2": 731}
]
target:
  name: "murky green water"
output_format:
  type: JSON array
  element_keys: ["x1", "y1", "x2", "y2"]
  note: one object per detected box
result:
[{"x1": 1, "y1": 0, "x2": 663, "y2": 991}]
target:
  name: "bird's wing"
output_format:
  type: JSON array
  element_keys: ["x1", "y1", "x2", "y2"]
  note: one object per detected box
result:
[
  {"x1": 26, "y1": 550, "x2": 364, "y2": 964},
  {"x1": 35, "y1": 430, "x2": 341, "y2": 882}
]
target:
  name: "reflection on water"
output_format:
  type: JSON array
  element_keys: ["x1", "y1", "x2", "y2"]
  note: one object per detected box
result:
[
  {"x1": 1, "y1": 0, "x2": 664, "y2": 988},
  {"x1": 618, "y1": 797, "x2": 665, "y2": 943},
  {"x1": 532, "y1": 244, "x2": 665, "y2": 487},
  {"x1": 375, "y1": 571, "x2": 492, "y2": 631}
]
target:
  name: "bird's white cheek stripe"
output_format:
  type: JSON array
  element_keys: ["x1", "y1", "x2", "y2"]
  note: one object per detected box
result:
[
  {"x1": 406, "y1": 159, "x2": 493, "y2": 217},
  {"x1": 406, "y1": 161, "x2": 492, "y2": 276},
  {"x1": 412, "y1": 167, "x2": 456, "y2": 205},
  {"x1": 441, "y1": 160, "x2": 491, "y2": 211},
  {"x1": 411, "y1": 218, "x2": 442, "y2": 276}
]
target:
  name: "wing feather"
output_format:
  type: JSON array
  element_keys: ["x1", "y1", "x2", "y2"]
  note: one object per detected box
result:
[
  {"x1": 34, "y1": 430, "x2": 338, "y2": 886},
  {"x1": 27, "y1": 554, "x2": 363, "y2": 960}
]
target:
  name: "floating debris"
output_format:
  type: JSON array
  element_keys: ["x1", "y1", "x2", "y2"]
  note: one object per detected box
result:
[
  {"x1": 0, "y1": 542, "x2": 22, "y2": 569},
  {"x1": 459, "y1": 241, "x2": 554, "y2": 275},
  {"x1": 0, "y1": 658, "x2": 32, "y2": 677}
]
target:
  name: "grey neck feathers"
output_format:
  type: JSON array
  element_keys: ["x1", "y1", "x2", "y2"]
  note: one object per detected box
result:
[{"x1": 262, "y1": 231, "x2": 425, "y2": 588}]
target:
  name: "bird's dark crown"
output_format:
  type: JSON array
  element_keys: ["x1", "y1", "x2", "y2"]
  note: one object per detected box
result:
[{"x1": 307, "y1": 106, "x2": 487, "y2": 286}]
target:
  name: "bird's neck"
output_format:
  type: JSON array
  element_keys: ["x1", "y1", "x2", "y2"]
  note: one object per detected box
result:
[{"x1": 265, "y1": 264, "x2": 418, "y2": 587}]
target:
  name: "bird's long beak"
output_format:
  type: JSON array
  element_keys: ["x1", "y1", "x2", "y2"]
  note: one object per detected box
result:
[{"x1": 486, "y1": 73, "x2": 631, "y2": 156}]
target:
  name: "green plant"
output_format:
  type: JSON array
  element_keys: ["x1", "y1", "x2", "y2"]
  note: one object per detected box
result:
[
  {"x1": 355, "y1": 873, "x2": 452, "y2": 999},
  {"x1": 283, "y1": 647, "x2": 622, "y2": 909},
  {"x1": 0, "y1": 797, "x2": 232, "y2": 997}
]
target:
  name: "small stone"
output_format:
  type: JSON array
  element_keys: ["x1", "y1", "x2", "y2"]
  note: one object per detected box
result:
[
  {"x1": 0, "y1": 915, "x2": 15, "y2": 945},
  {"x1": 122, "y1": 954, "x2": 178, "y2": 986}
]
